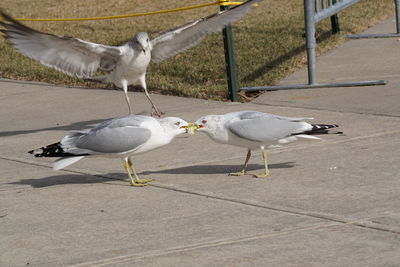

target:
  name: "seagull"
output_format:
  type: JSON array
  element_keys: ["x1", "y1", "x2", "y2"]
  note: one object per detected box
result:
[
  {"x1": 194, "y1": 111, "x2": 341, "y2": 178},
  {"x1": 0, "y1": 0, "x2": 261, "y2": 116},
  {"x1": 29, "y1": 115, "x2": 192, "y2": 186}
]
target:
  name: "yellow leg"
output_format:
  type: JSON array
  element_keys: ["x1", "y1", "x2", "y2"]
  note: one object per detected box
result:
[
  {"x1": 253, "y1": 150, "x2": 270, "y2": 178},
  {"x1": 229, "y1": 149, "x2": 251, "y2": 176},
  {"x1": 123, "y1": 161, "x2": 145, "y2": 187},
  {"x1": 128, "y1": 158, "x2": 154, "y2": 184}
]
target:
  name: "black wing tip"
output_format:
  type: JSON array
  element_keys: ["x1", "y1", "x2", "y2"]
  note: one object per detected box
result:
[
  {"x1": 312, "y1": 124, "x2": 339, "y2": 129},
  {"x1": 0, "y1": 10, "x2": 36, "y2": 34},
  {"x1": 296, "y1": 123, "x2": 342, "y2": 136},
  {"x1": 0, "y1": 9, "x2": 17, "y2": 24},
  {"x1": 28, "y1": 142, "x2": 68, "y2": 158},
  {"x1": 0, "y1": 9, "x2": 9, "y2": 18},
  {"x1": 29, "y1": 142, "x2": 90, "y2": 158}
]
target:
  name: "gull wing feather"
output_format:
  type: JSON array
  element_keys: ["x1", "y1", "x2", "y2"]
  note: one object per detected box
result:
[
  {"x1": 0, "y1": 11, "x2": 122, "y2": 78},
  {"x1": 62, "y1": 115, "x2": 154, "y2": 154},
  {"x1": 236, "y1": 111, "x2": 313, "y2": 122},
  {"x1": 228, "y1": 112, "x2": 312, "y2": 142},
  {"x1": 150, "y1": 0, "x2": 260, "y2": 62}
]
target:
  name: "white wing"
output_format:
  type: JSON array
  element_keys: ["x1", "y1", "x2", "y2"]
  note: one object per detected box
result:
[
  {"x1": 150, "y1": 0, "x2": 261, "y2": 62},
  {"x1": 0, "y1": 11, "x2": 122, "y2": 78}
]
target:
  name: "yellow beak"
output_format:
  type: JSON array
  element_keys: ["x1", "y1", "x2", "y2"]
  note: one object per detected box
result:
[{"x1": 180, "y1": 123, "x2": 199, "y2": 135}]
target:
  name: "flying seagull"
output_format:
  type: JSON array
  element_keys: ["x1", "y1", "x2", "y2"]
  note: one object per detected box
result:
[
  {"x1": 194, "y1": 111, "x2": 341, "y2": 178},
  {"x1": 0, "y1": 0, "x2": 261, "y2": 116},
  {"x1": 29, "y1": 115, "x2": 192, "y2": 186}
]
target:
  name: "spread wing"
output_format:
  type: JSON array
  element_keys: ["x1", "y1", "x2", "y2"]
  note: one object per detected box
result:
[
  {"x1": 150, "y1": 0, "x2": 260, "y2": 62},
  {"x1": 228, "y1": 112, "x2": 312, "y2": 142},
  {"x1": 0, "y1": 11, "x2": 122, "y2": 78}
]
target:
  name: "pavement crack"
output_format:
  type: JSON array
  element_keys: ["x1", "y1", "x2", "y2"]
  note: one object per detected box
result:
[
  {"x1": 70, "y1": 222, "x2": 340, "y2": 267},
  {"x1": 147, "y1": 183, "x2": 400, "y2": 235}
]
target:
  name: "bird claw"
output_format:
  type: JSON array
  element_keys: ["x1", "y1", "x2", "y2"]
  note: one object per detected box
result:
[{"x1": 151, "y1": 108, "x2": 165, "y2": 117}]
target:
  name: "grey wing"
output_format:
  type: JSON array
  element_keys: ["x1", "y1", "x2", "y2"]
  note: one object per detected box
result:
[
  {"x1": 236, "y1": 111, "x2": 313, "y2": 122},
  {"x1": 228, "y1": 115, "x2": 311, "y2": 142},
  {"x1": 72, "y1": 126, "x2": 152, "y2": 154},
  {"x1": 150, "y1": 0, "x2": 260, "y2": 62},
  {"x1": 92, "y1": 115, "x2": 155, "y2": 131},
  {"x1": 67, "y1": 115, "x2": 154, "y2": 153},
  {"x1": 0, "y1": 11, "x2": 122, "y2": 78}
]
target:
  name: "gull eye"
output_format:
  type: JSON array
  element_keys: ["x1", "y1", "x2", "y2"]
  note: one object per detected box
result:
[
  {"x1": 202, "y1": 120, "x2": 207, "y2": 124},
  {"x1": 146, "y1": 38, "x2": 149, "y2": 42},
  {"x1": 175, "y1": 121, "x2": 181, "y2": 126}
]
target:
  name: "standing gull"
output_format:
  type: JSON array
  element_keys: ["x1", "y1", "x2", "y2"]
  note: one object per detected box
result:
[
  {"x1": 0, "y1": 0, "x2": 261, "y2": 116},
  {"x1": 29, "y1": 115, "x2": 191, "y2": 186},
  {"x1": 194, "y1": 111, "x2": 341, "y2": 178}
]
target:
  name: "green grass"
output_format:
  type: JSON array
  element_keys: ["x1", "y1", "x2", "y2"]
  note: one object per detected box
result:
[{"x1": 0, "y1": 0, "x2": 396, "y2": 101}]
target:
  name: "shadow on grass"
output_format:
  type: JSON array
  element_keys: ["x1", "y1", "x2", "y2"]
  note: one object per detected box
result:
[
  {"x1": 241, "y1": 31, "x2": 335, "y2": 83},
  {"x1": 9, "y1": 162, "x2": 296, "y2": 187}
]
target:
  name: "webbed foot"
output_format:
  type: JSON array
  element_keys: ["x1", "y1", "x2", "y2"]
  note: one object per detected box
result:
[
  {"x1": 229, "y1": 171, "x2": 246, "y2": 176},
  {"x1": 253, "y1": 171, "x2": 269, "y2": 178},
  {"x1": 136, "y1": 178, "x2": 154, "y2": 184}
]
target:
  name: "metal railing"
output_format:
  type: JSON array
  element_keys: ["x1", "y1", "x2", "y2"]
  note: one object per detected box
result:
[
  {"x1": 346, "y1": 0, "x2": 400, "y2": 38},
  {"x1": 241, "y1": 0, "x2": 387, "y2": 93}
]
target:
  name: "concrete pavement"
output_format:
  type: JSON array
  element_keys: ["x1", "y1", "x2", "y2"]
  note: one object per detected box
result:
[{"x1": 1, "y1": 17, "x2": 400, "y2": 266}]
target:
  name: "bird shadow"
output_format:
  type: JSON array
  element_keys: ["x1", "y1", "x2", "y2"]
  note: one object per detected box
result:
[
  {"x1": 0, "y1": 118, "x2": 111, "y2": 137},
  {"x1": 8, "y1": 172, "x2": 125, "y2": 188},
  {"x1": 141, "y1": 162, "x2": 296, "y2": 175},
  {"x1": 8, "y1": 162, "x2": 296, "y2": 188}
]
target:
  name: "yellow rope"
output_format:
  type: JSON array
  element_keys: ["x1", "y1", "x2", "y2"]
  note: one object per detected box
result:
[
  {"x1": 8, "y1": 1, "x2": 243, "y2": 22},
  {"x1": 218, "y1": 0, "x2": 244, "y2": 6}
]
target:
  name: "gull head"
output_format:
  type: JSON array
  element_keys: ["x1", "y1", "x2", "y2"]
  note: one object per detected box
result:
[
  {"x1": 158, "y1": 117, "x2": 189, "y2": 136},
  {"x1": 195, "y1": 114, "x2": 231, "y2": 144},
  {"x1": 130, "y1": 32, "x2": 151, "y2": 54},
  {"x1": 194, "y1": 115, "x2": 221, "y2": 134}
]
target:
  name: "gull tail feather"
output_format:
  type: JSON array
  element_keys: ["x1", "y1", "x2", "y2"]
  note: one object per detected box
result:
[
  {"x1": 295, "y1": 134, "x2": 321, "y2": 140},
  {"x1": 53, "y1": 156, "x2": 85, "y2": 171}
]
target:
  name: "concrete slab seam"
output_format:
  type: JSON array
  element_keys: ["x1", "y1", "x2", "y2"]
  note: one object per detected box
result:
[{"x1": 70, "y1": 222, "x2": 341, "y2": 267}]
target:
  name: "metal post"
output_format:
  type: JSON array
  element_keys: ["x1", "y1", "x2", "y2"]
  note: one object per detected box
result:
[
  {"x1": 220, "y1": 3, "x2": 239, "y2": 102},
  {"x1": 395, "y1": 0, "x2": 400, "y2": 34},
  {"x1": 330, "y1": 0, "x2": 340, "y2": 33},
  {"x1": 304, "y1": 0, "x2": 317, "y2": 85}
]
